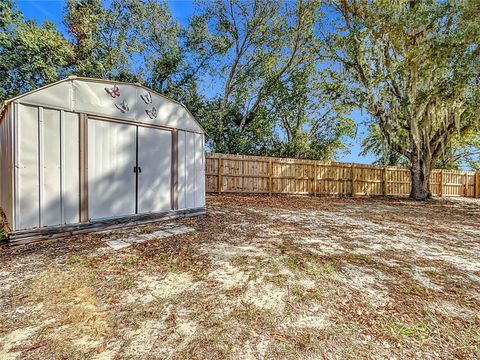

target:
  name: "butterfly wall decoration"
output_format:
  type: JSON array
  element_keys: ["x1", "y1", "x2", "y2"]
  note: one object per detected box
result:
[
  {"x1": 115, "y1": 100, "x2": 130, "y2": 113},
  {"x1": 105, "y1": 85, "x2": 120, "y2": 98},
  {"x1": 140, "y1": 92, "x2": 152, "y2": 104},
  {"x1": 145, "y1": 107, "x2": 157, "y2": 119}
]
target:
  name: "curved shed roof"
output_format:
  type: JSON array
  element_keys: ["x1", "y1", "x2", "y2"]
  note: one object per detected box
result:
[{"x1": 1, "y1": 76, "x2": 204, "y2": 133}]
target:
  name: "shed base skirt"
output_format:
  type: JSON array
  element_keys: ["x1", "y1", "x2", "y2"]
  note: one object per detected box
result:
[{"x1": 7, "y1": 207, "x2": 206, "y2": 246}]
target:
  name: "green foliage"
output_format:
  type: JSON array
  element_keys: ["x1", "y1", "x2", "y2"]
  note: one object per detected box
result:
[
  {"x1": 360, "y1": 123, "x2": 409, "y2": 167},
  {"x1": 63, "y1": 0, "x2": 103, "y2": 77},
  {"x1": 126, "y1": 0, "x2": 182, "y2": 93},
  {"x1": 64, "y1": 0, "x2": 142, "y2": 80},
  {"x1": 189, "y1": 0, "x2": 353, "y2": 159},
  {"x1": 362, "y1": 121, "x2": 480, "y2": 170},
  {"x1": 434, "y1": 131, "x2": 480, "y2": 170},
  {"x1": 64, "y1": 0, "x2": 193, "y2": 95},
  {"x1": 0, "y1": 1, "x2": 73, "y2": 102},
  {"x1": 268, "y1": 63, "x2": 355, "y2": 160}
]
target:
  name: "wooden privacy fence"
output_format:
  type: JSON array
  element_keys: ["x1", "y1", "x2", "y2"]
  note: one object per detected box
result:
[{"x1": 205, "y1": 153, "x2": 480, "y2": 198}]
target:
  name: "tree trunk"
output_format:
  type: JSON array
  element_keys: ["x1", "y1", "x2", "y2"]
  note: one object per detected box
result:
[{"x1": 409, "y1": 157, "x2": 432, "y2": 200}]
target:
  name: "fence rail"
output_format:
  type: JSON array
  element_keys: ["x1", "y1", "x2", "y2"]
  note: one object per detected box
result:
[{"x1": 205, "y1": 153, "x2": 480, "y2": 198}]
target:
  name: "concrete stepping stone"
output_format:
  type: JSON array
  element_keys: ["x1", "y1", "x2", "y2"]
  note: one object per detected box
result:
[{"x1": 104, "y1": 225, "x2": 194, "y2": 250}]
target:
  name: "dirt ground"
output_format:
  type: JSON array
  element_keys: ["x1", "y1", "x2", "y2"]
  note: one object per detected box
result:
[{"x1": 0, "y1": 194, "x2": 479, "y2": 359}]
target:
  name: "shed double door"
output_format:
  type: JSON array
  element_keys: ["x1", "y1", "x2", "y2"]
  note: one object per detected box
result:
[{"x1": 88, "y1": 119, "x2": 172, "y2": 220}]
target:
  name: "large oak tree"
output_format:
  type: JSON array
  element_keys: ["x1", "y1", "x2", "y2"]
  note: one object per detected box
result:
[{"x1": 327, "y1": 0, "x2": 480, "y2": 199}]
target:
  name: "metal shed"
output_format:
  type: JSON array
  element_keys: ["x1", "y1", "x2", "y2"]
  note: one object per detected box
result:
[{"x1": 0, "y1": 76, "x2": 205, "y2": 243}]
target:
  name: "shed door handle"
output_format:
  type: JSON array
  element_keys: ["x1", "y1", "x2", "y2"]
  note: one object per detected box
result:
[
  {"x1": 138, "y1": 167, "x2": 142, "y2": 173},
  {"x1": 133, "y1": 166, "x2": 142, "y2": 173}
]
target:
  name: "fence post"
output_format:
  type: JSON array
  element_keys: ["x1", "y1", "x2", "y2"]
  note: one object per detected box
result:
[
  {"x1": 313, "y1": 162, "x2": 317, "y2": 197},
  {"x1": 475, "y1": 172, "x2": 480, "y2": 198},
  {"x1": 268, "y1": 159, "x2": 272, "y2": 196},
  {"x1": 351, "y1": 164, "x2": 356, "y2": 196},
  {"x1": 464, "y1": 172, "x2": 468, "y2": 197},
  {"x1": 383, "y1": 167, "x2": 388, "y2": 196},
  {"x1": 218, "y1": 157, "x2": 223, "y2": 194},
  {"x1": 439, "y1": 170, "x2": 443, "y2": 197}
]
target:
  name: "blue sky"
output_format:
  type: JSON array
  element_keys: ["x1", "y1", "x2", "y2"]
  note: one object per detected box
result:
[{"x1": 15, "y1": 0, "x2": 374, "y2": 164}]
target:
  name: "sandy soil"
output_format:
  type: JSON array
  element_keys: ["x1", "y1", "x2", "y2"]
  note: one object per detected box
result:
[{"x1": 0, "y1": 194, "x2": 479, "y2": 359}]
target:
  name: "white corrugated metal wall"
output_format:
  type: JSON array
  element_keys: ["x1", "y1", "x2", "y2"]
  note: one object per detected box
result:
[
  {"x1": 87, "y1": 119, "x2": 137, "y2": 220},
  {"x1": 0, "y1": 104, "x2": 14, "y2": 226},
  {"x1": 137, "y1": 126, "x2": 172, "y2": 213},
  {"x1": 177, "y1": 131, "x2": 205, "y2": 210},
  {"x1": 87, "y1": 119, "x2": 175, "y2": 220},
  {"x1": 15, "y1": 104, "x2": 80, "y2": 230}
]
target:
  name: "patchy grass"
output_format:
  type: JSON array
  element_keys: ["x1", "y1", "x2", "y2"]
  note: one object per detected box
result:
[
  {"x1": 1, "y1": 194, "x2": 479, "y2": 359},
  {"x1": 0, "y1": 207, "x2": 9, "y2": 243},
  {"x1": 125, "y1": 254, "x2": 140, "y2": 266},
  {"x1": 137, "y1": 224, "x2": 157, "y2": 234}
]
